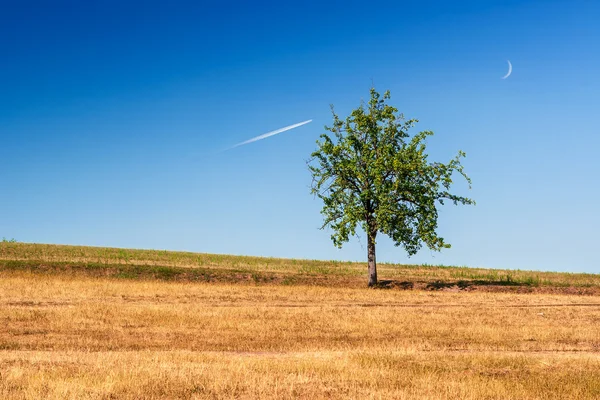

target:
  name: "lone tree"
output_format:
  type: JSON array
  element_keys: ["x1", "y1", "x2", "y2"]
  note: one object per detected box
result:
[{"x1": 309, "y1": 88, "x2": 475, "y2": 287}]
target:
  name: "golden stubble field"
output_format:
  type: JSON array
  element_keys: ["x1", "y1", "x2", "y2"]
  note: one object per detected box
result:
[{"x1": 1, "y1": 270, "x2": 600, "y2": 399}]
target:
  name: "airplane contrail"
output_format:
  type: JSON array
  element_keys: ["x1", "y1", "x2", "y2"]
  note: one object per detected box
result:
[{"x1": 228, "y1": 119, "x2": 312, "y2": 150}]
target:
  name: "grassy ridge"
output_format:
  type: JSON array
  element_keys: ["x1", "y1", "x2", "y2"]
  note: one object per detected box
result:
[{"x1": 1, "y1": 242, "x2": 599, "y2": 289}]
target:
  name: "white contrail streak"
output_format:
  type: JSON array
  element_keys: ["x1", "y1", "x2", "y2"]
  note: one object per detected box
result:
[{"x1": 228, "y1": 119, "x2": 312, "y2": 150}]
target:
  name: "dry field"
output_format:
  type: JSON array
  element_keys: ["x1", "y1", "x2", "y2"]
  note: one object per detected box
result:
[{"x1": 1, "y1": 243, "x2": 599, "y2": 399}]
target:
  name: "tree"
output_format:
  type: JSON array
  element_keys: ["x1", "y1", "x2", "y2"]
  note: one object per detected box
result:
[{"x1": 309, "y1": 88, "x2": 475, "y2": 287}]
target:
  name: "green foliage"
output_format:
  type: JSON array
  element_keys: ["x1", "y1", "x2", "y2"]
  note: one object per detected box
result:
[
  {"x1": 309, "y1": 88, "x2": 475, "y2": 263},
  {"x1": 2, "y1": 237, "x2": 17, "y2": 243}
]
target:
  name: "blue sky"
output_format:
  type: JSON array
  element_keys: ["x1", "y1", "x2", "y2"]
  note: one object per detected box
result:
[{"x1": 1, "y1": 0, "x2": 599, "y2": 273}]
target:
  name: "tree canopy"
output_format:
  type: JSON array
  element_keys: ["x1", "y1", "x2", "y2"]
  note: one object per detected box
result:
[{"x1": 309, "y1": 88, "x2": 475, "y2": 286}]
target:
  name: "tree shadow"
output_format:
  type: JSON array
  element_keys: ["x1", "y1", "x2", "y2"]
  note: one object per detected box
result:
[
  {"x1": 425, "y1": 279, "x2": 530, "y2": 290},
  {"x1": 425, "y1": 280, "x2": 472, "y2": 290},
  {"x1": 375, "y1": 280, "x2": 414, "y2": 290},
  {"x1": 374, "y1": 278, "x2": 533, "y2": 291}
]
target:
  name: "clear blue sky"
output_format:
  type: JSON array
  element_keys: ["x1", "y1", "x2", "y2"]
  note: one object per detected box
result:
[{"x1": 1, "y1": 0, "x2": 599, "y2": 273}]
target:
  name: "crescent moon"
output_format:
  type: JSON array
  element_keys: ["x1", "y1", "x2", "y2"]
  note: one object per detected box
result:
[{"x1": 501, "y1": 60, "x2": 512, "y2": 79}]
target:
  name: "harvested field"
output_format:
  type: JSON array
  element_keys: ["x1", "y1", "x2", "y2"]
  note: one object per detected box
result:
[{"x1": 0, "y1": 243, "x2": 599, "y2": 398}]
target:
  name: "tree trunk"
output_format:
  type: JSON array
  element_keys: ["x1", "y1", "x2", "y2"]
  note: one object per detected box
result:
[{"x1": 367, "y1": 232, "x2": 377, "y2": 287}]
